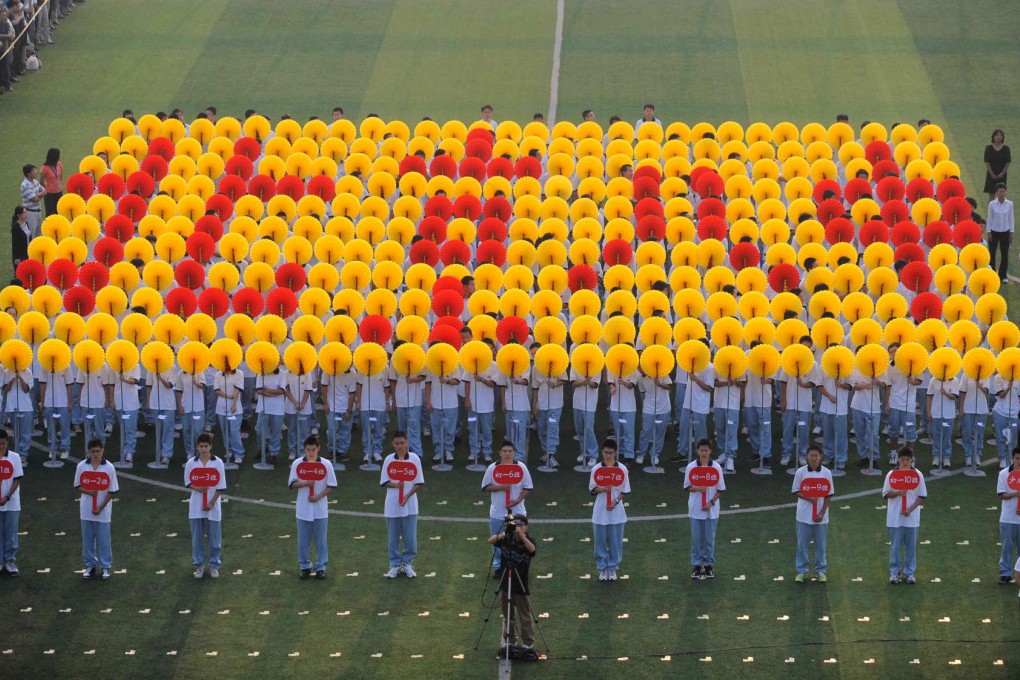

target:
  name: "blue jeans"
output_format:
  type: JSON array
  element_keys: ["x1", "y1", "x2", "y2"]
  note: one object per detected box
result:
[
  {"x1": 961, "y1": 413, "x2": 987, "y2": 464},
  {"x1": 690, "y1": 517, "x2": 718, "y2": 566},
  {"x1": 0, "y1": 510, "x2": 19, "y2": 561},
  {"x1": 850, "y1": 409, "x2": 879, "y2": 462},
  {"x1": 610, "y1": 410, "x2": 635, "y2": 460},
  {"x1": 714, "y1": 407, "x2": 739, "y2": 459},
  {"x1": 44, "y1": 406, "x2": 70, "y2": 454},
  {"x1": 931, "y1": 416, "x2": 954, "y2": 461},
  {"x1": 795, "y1": 521, "x2": 828, "y2": 574},
  {"x1": 537, "y1": 408, "x2": 561, "y2": 456},
  {"x1": 287, "y1": 413, "x2": 311, "y2": 456},
  {"x1": 190, "y1": 518, "x2": 222, "y2": 568},
  {"x1": 888, "y1": 526, "x2": 918, "y2": 578},
  {"x1": 505, "y1": 410, "x2": 529, "y2": 461},
  {"x1": 71, "y1": 382, "x2": 83, "y2": 427},
  {"x1": 327, "y1": 411, "x2": 353, "y2": 456},
  {"x1": 821, "y1": 413, "x2": 848, "y2": 464},
  {"x1": 993, "y1": 413, "x2": 1019, "y2": 462},
  {"x1": 745, "y1": 406, "x2": 772, "y2": 461},
  {"x1": 297, "y1": 518, "x2": 328, "y2": 571},
  {"x1": 386, "y1": 515, "x2": 418, "y2": 567},
  {"x1": 155, "y1": 409, "x2": 176, "y2": 460},
  {"x1": 469, "y1": 411, "x2": 494, "y2": 457},
  {"x1": 489, "y1": 517, "x2": 504, "y2": 569},
  {"x1": 783, "y1": 410, "x2": 811, "y2": 459},
  {"x1": 638, "y1": 412, "x2": 668, "y2": 464},
  {"x1": 10, "y1": 411, "x2": 32, "y2": 458},
  {"x1": 218, "y1": 414, "x2": 244, "y2": 461},
  {"x1": 258, "y1": 412, "x2": 284, "y2": 456},
  {"x1": 182, "y1": 411, "x2": 204, "y2": 458},
  {"x1": 999, "y1": 522, "x2": 1020, "y2": 577},
  {"x1": 678, "y1": 409, "x2": 709, "y2": 457},
  {"x1": 396, "y1": 406, "x2": 422, "y2": 458},
  {"x1": 119, "y1": 410, "x2": 138, "y2": 457},
  {"x1": 573, "y1": 409, "x2": 598, "y2": 461},
  {"x1": 431, "y1": 407, "x2": 458, "y2": 458},
  {"x1": 593, "y1": 522, "x2": 625, "y2": 570},
  {"x1": 81, "y1": 520, "x2": 112, "y2": 569},
  {"x1": 888, "y1": 408, "x2": 916, "y2": 443},
  {"x1": 360, "y1": 410, "x2": 387, "y2": 461},
  {"x1": 83, "y1": 406, "x2": 106, "y2": 446}
]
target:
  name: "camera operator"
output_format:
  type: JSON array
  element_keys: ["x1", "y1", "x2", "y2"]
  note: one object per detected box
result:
[{"x1": 487, "y1": 513, "x2": 537, "y2": 650}]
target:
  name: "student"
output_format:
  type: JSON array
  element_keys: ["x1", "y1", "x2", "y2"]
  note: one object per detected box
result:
[
  {"x1": 481, "y1": 441, "x2": 533, "y2": 572},
  {"x1": 589, "y1": 438, "x2": 630, "y2": 581},
  {"x1": 74, "y1": 438, "x2": 119, "y2": 580},
  {"x1": 634, "y1": 104, "x2": 662, "y2": 131},
  {"x1": 882, "y1": 447, "x2": 927, "y2": 584},
  {"x1": 425, "y1": 360, "x2": 460, "y2": 465},
  {"x1": 38, "y1": 361, "x2": 73, "y2": 460},
  {"x1": 321, "y1": 366, "x2": 356, "y2": 463},
  {"x1": 744, "y1": 342, "x2": 773, "y2": 468},
  {"x1": 502, "y1": 356, "x2": 531, "y2": 463},
  {"x1": 76, "y1": 364, "x2": 111, "y2": 447},
  {"x1": 636, "y1": 366, "x2": 672, "y2": 467},
  {"x1": 885, "y1": 343, "x2": 920, "y2": 460},
  {"x1": 992, "y1": 376, "x2": 1020, "y2": 467},
  {"x1": 677, "y1": 341, "x2": 714, "y2": 462},
  {"x1": 817, "y1": 349, "x2": 851, "y2": 470},
  {"x1": 531, "y1": 353, "x2": 566, "y2": 469},
  {"x1": 1, "y1": 363, "x2": 33, "y2": 463},
  {"x1": 0, "y1": 430, "x2": 23, "y2": 575},
  {"x1": 780, "y1": 337, "x2": 820, "y2": 467},
  {"x1": 464, "y1": 349, "x2": 499, "y2": 464},
  {"x1": 111, "y1": 361, "x2": 141, "y2": 465},
  {"x1": 607, "y1": 365, "x2": 638, "y2": 465},
  {"x1": 926, "y1": 370, "x2": 960, "y2": 473},
  {"x1": 386, "y1": 341, "x2": 425, "y2": 459},
  {"x1": 849, "y1": 349, "x2": 888, "y2": 469},
  {"x1": 175, "y1": 369, "x2": 206, "y2": 460},
  {"x1": 255, "y1": 368, "x2": 286, "y2": 465},
  {"x1": 997, "y1": 449, "x2": 1020, "y2": 584},
  {"x1": 356, "y1": 366, "x2": 390, "y2": 467},
  {"x1": 792, "y1": 445, "x2": 833, "y2": 583},
  {"x1": 184, "y1": 433, "x2": 227, "y2": 579},
  {"x1": 712, "y1": 362, "x2": 744, "y2": 473},
  {"x1": 283, "y1": 367, "x2": 316, "y2": 461},
  {"x1": 288, "y1": 436, "x2": 337, "y2": 580},
  {"x1": 380, "y1": 431, "x2": 424, "y2": 579},
  {"x1": 214, "y1": 366, "x2": 245, "y2": 464},
  {"x1": 959, "y1": 371, "x2": 991, "y2": 469},
  {"x1": 684, "y1": 438, "x2": 726, "y2": 580},
  {"x1": 147, "y1": 362, "x2": 179, "y2": 466}
]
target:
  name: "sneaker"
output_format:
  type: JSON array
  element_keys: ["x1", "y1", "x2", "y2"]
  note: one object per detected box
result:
[
  {"x1": 423, "y1": 428, "x2": 431, "y2": 437},
  {"x1": 83, "y1": 567, "x2": 95, "y2": 579},
  {"x1": 812, "y1": 426, "x2": 822, "y2": 435},
  {"x1": 888, "y1": 453, "x2": 898, "y2": 465},
  {"x1": 714, "y1": 455, "x2": 727, "y2": 466},
  {"x1": 725, "y1": 458, "x2": 735, "y2": 473},
  {"x1": 547, "y1": 456, "x2": 559, "y2": 469},
  {"x1": 59, "y1": 451, "x2": 69, "y2": 460},
  {"x1": 889, "y1": 575, "x2": 899, "y2": 584},
  {"x1": 385, "y1": 566, "x2": 400, "y2": 579},
  {"x1": 433, "y1": 453, "x2": 442, "y2": 462},
  {"x1": 403, "y1": 564, "x2": 416, "y2": 578},
  {"x1": 6, "y1": 561, "x2": 18, "y2": 576},
  {"x1": 795, "y1": 573, "x2": 806, "y2": 583},
  {"x1": 780, "y1": 454, "x2": 791, "y2": 466},
  {"x1": 194, "y1": 566, "x2": 204, "y2": 579},
  {"x1": 209, "y1": 568, "x2": 219, "y2": 579},
  {"x1": 572, "y1": 433, "x2": 580, "y2": 441},
  {"x1": 817, "y1": 572, "x2": 827, "y2": 584},
  {"x1": 690, "y1": 566, "x2": 703, "y2": 580},
  {"x1": 835, "y1": 462, "x2": 846, "y2": 471},
  {"x1": 315, "y1": 570, "x2": 326, "y2": 580},
  {"x1": 798, "y1": 456, "x2": 807, "y2": 466},
  {"x1": 101, "y1": 568, "x2": 111, "y2": 580},
  {"x1": 598, "y1": 569, "x2": 608, "y2": 582},
  {"x1": 608, "y1": 570, "x2": 618, "y2": 581},
  {"x1": 905, "y1": 575, "x2": 916, "y2": 585},
  {"x1": 299, "y1": 569, "x2": 311, "y2": 580},
  {"x1": 443, "y1": 451, "x2": 454, "y2": 462},
  {"x1": 749, "y1": 453, "x2": 761, "y2": 463},
  {"x1": 288, "y1": 451, "x2": 297, "y2": 461},
  {"x1": 1000, "y1": 575, "x2": 1013, "y2": 585},
  {"x1": 240, "y1": 431, "x2": 249, "y2": 440},
  {"x1": 703, "y1": 565, "x2": 715, "y2": 579}
]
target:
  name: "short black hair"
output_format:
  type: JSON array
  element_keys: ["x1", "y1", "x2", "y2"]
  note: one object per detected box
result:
[
  {"x1": 332, "y1": 107, "x2": 344, "y2": 115},
  {"x1": 196, "y1": 432, "x2": 213, "y2": 446},
  {"x1": 22, "y1": 164, "x2": 35, "y2": 177},
  {"x1": 87, "y1": 438, "x2": 104, "y2": 451},
  {"x1": 392, "y1": 430, "x2": 407, "y2": 440},
  {"x1": 806, "y1": 444, "x2": 823, "y2": 456},
  {"x1": 897, "y1": 446, "x2": 914, "y2": 459},
  {"x1": 303, "y1": 435, "x2": 320, "y2": 448},
  {"x1": 696, "y1": 438, "x2": 711, "y2": 450},
  {"x1": 500, "y1": 439, "x2": 515, "y2": 451},
  {"x1": 601, "y1": 438, "x2": 617, "y2": 452},
  {"x1": 835, "y1": 114, "x2": 849, "y2": 123}
]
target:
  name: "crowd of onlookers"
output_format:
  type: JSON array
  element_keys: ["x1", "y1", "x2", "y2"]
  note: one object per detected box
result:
[{"x1": 0, "y1": 0, "x2": 80, "y2": 94}]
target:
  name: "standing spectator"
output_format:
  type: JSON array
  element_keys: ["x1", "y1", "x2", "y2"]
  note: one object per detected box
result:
[
  {"x1": 75, "y1": 438, "x2": 119, "y2": 581},
  {"x1": 634, "y1": 104, "x2": 662, "y2": 131},
  {"x1": 883, "y1": 447, "x2": 927, "y2": 584},
  {"x1": 356, "y1": 366, "x2": 390, "y2": 468},
  {"x1": 283, "y1": 366, "x2": 315, "y2": 461},
  {"x1": 288, "y1": 436, "x2": 336, "y2": 579},
  {"x1": 781, "y1": 337, "x2": 819, "y2": 467},
  {"x1": 818, "y1": 350, "x2": 851, "y2": 471},
  {"x1": 570, "y1": 361, "x2": 600, "y2": 468},
  {"x1": 184, "y1": 433, "x2": 226, "y2": 579},
  {"x1": 532, "y1": 353, "x2": 565, "y2": 469},
  {"x1": 589, "y1": 438, "x2": 629, "y2": 581},
  {"x1": 0, "y1": 7, "x2": 13, "y2": 94},
  {"x1": 744, "y1": 342, "x2": 774, "y2": 468},
  {"x1": 19, "y1": 164, "x2": 45, "y2": 237},
  {"x1": 792, "y1": 445, "x2": 833, "y2": 583},
  {"x1": 380, "y1": 431, "x2": 423, "y2": 579},
  {"x1": 147, "y1": 363, "x2": 178, "y2": 466},
  {"x1": 321, "y1": 366, "x2": 355, "y2": 464},
  {"x1": 959, "y1": 371, "x2": 991, "y2": 469},
  {"x1": 986, "y1": 184, "x2": 1014, "y2": 282},
  {"x1": 849, "y1": 350, "x2": 888, "y2": 469},
  {"x1": 0, "y1": 429, "x2": 23, "y2": 576},
  {"x1": 10, "y1": 206, "x2": 29, "y2": 268},
  {"x1": 885, "y1": 343, "x2": 920, "y2": 460},
  {"x1": 39, "y1": 359, "x2": 72, "y2": 459},
  {"x1": 40, "y1": 148, "x2": 62, "y2": 217},
  {"x1": 984, "y1": 129, "x2": 1011, "y2": 200},
  {"x1": 464, "y1": 349, "x2": 499, "y2": 464}
]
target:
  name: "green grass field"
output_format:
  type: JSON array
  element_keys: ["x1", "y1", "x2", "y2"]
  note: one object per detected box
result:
[{"x1": 2, "y1": 1, "x2": 1020, "y2": 678}]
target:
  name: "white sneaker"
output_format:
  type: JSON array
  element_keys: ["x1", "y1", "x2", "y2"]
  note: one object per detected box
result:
[
  {"x1": 714, "y1": 455, "x2": 727, "y2": 465},
  {"x1": 385, "y1": 567, "x2": 400, "y2": 579},
  {"x1": 725, "y1": 458, "x2": 735, "y2": 473},
  {"x1": 432, "y1": 453, "x2": 442, "y2": 462},
  {"x1": 4, "y1": 561, "x2": 18, "y2": 576},
  {"x1": 608, "y1": 570, "x2": 618, "y2": 581},
  {"x1": 780, "y1": 454, "x2": 791, "y2": 466},
  {"x1": 443, "y1": 451, "x2": 454, "y2": 462},
  {"x1": 598, "y1": 569, "x2": 607, "y2": 581},
  {"x1": 194, "y1": 566, "x2": 204, "y2": 579},
  {"x1": 288, "y1": 452, "x2": 297, "y2": 461},
  {"x1": 403, "y1": 564, "x2": 416, "y2": 578},
  {"x1": 58, "y1": 451, "x2": 69, "y2": 460},
  {"x1": 798, "y1": 456, "x2": 806, "y2": 466},
  {"x1": 101, "y1": 568, "x2": 111, "y2": 580},
  {"x1": 812, "y1": 426, "x2": 822, "y2": 435},
  {"x1": 209, "y1": 568, "x2": 219, "y2": 579}
]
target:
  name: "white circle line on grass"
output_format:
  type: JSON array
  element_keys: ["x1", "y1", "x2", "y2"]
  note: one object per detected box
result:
[
  {"x1": 546, "y1": 0, "x2": 565, "y2": 125},
  {"x1": 35, "y1": 442, "x2": 995, "y2": 524}
]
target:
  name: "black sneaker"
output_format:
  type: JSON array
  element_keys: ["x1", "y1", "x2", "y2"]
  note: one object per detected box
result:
[
  {"x1": 299, "y1": 569, "x2": 311, "y2": 580},
  {"x1": 749, "y1": 453, "x2": 761, "y2": 464},
  {"x1": 671, "y1": 454, "x2": 685, "y2": 464},
  {"x1": 315, "y1": 570, "x2": 326, "y2": 580},
  {"x1": 703, "y1": 565, "x2": 715, "y2": 580},
  {"x1": 761, "y1": 458, "x2": 771, "y2": 468},
  {"x1": 857, "y1": 458, "x2": 869, "y2": 467},
  {"x1": 690, "y1": 566, "x2": 703, "y2": 580},
  {"x1": 1000, "y1": 575, "x2": 1013, "y2": 585}
]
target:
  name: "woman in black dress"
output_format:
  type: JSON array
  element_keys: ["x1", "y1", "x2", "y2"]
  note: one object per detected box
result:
[
  {"x1": 11, "y1": 206, "x2": 30, "y2": 268},
  {"x1": 984, "y1": 129, "x2": 1011, "y2": 200}
]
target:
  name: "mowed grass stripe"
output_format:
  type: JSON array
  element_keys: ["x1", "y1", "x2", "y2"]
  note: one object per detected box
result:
[
  {"x1": 358, "y1": 0, "x2": 557, "y2": 123},
  {"x1": 556, "y1": 0, "x2": 749, "y2": 125}
]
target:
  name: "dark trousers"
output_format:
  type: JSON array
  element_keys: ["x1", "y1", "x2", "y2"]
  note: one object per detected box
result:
[
  {"x1": 0, "y1": 54, "x2": 10, "y2": 89},
  {"x1": 44, "y1": 192, "x2": 61, "y2": 218},
  {"x1": 988, "y1": 230, "x2": 1011, "y2": 280}
]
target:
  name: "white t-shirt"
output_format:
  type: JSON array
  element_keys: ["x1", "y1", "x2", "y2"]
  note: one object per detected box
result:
[
  {"x1": 427, "y1": 372, "x2": 461, "y2": 409},
  {"x1": 818, "y1": 374, "x2": 850, "y2": 416},
  {"x1": 993, "y1": 376, "x2": 1020, "y2": 418},
  {"x1": 175, "y1": 372, "x2": 206, "y2": 414},
  {"x1": 357, "y1": 372, "x2": 390, "y2": 412},
  {"x1": 589, "y1": 462, "x2": 631, "y2": 525},
  {"x1": 321, "y1": 372, "x2": 356, "y2": 413},
  {"x1": 147, "y1": 369, "x2": 180, "y2": 411},
  {"x1": 638, "y1": 374, "x2": 672, "y2": 415},
  {"x1": 76, "y1": 368, "x2": 110, "y2": 409},
  {"x1": 849, "y1": 369, "x2": 887, "y2": 414},
  {"x1": 683, "y1": 459, "x2": 726, "y2": 520},
  {"x1": 927, "y1": 377, "x2": 960, "y2": 419},
  {"x1": 532, "y1": 369, "x2": 566, "y2": 411},
  {"x1": 791, "y1": 465, "x2": 834, "y2": 525},
  {"x1": 464, "y1": 367, "x2": 499, "y2": 413},
  {"x1": 782, "y1": 366, "x2": 819, "y2": 412},
  {"x1": 959, "y1": 377, "x2": 990, "y2": 415},
  {"x1": 684, "y1": 366, "x2": 715, "y2": 415},
  {"x1": 111, "y1": 366, "x2": 141, "y2": 412},
  {"x1": 997, "y1": 466, "x2": 1020, "y2": 525},
  {"x1": 743, "y1": 372, "x2": 772, "y2": 410},
  {"x1": 886, "y1": 367, "x2": 917, "y2": 412},
  {"x1": 2, "y1": 369, "x2": 33, "y2": 412},
  {"x1": 481, "y1": 460, "x2": 533, "y2": 519},
  {"x1": 882, "y1": 467, "x2": 927, "y2": 528},
  {"x1": 255, "y1": 371, "x2": 286, "y2": 416},
  {"x1": 288, "y1": 456, "x2": 338, "y2": 521},
  {"x1": 74, "y1": 459, "x2": 120, "y2": 523},
  {"x1": 0, "y1": 451, "x2": 24, "y2": 512},
  {"x1": 184, "y1": 456, "x2": 227, "y2": 521},
  {"x1": 501, "y1": 372, "x2": 532, "y2": 412},
  {"x1": 379, "y1": 452, "x2": 425, "y2": 518},
  {"x1": 386, "y1": 366, "x2": 424, "y2": 409},
  {"x1": 283, "y1": 370, "x2": 316, "y2": 415},
  {"x1": 569, "y1": 367, "x2": 600, "y2": 412},
  {"x1": 608, "y1": 372, "x2": 638, "y2": 413},
  {"x1": 214, "y1": 371, "x2": 245, "y2": 416},
  {"x1": 712, "y1": 374, "x2": 742, "y2": 412},
  {"x1": 41, "y1": 368, "x2": 74, "y2": 408}
]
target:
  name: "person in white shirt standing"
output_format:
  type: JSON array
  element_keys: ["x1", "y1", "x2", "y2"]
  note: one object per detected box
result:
[
  {"x1": 39, "y1": 364, "x2": 73, "y2": 459},
  {"x1": 464, "y1": 341, "x2": 499, "y2": 464},
  {"x1": 175, "y1": 369, "x2": 206, "y2": 461},
  {"x1": 0, "y1": 430, "x2": 24, "y2": 575},
  {"x1": 992, "y1": 376, "x2": 1020, "y2": 466},
  {"x1": 147, "y1": 364, "x2": 179, "y2": 466},
  {"x1": 532, "y1": 349, "x2": 566, "y2": 469},
  {"x1": 19, "y1": 163, "x2": 45, "y2": 238},
  {"x1": 636, "y1": 367, "x2": 672, "y2": 468},
  {"x1": 1, "y1": 366, "x2": 33, "y2": 463},
  {"x1": 712, "y1": 364, "x2": 743, "y2": 473},
  {"x1": 214, "y1": 367, "x2": 245, "y2": 464},
  {"x1": 255, "y1": 368, "x2": 286, "y2": 465},
  {"x1": 792, "y1": 445, "x2": 834, "y2": 583},
  {"x1": 884, "y1": 343, "x2": 921, "y2": 462},
  {"x1": 607, "y1": 365, "x2": 638, "y2": 466},
  {"x1": 684, "y1": 438, "x2": 726, "y2": 580},
  {"x1": 959, "y1": 371, "x2": 991, "y2": 469},
  {"x1": 996, "y1": 449, "x2": 1020, "y2": 584},
  {"x1": 284, "y1": 367, "x2": 316, "y2": 461},
  {"x1": 818, "y1": 347, "x2": 852, "y2": 471},
  {"x1": 111, "y1": 363, "x2": 141, "y2": 465},
  {"x1": 589, "y1": 438, "x2": 630, "y2": 581},
  {"x1": 74, "y1": 438, "x2": 119, "y2": 580},
  {"x1": 927, "y1": 372, "x2": 960, "y2": 473},
  {"x1": 781, "y1": 337, "x2": 820, "y2": 467},
  {"x1": 426, "y1": 360, "x2": 460, "y2": 465},
  {"x1": 986, "y1": 183, "x2": 1014, "y2": 282},
  {"x1": 481, "y1": 441, "x2": 533, "y2": 572},
  {"x1": 288, "y1": 435, "x2": 337, "y2": 579},
  {"x1": 380, "y1": 431, "x2": 424, "y2": 578},
  {"x1": 387, "y1": 343, "x2": 426, "y2": 460},
  {"x1": 849, "y1": 350, "x2": 889, "y2": 470},
  {"x1": 321, "y1": 368, "x2": 356, "y2": 463},
  {"x1": 184, "y1": 433, "x2": 227, "y2": 579},
  {"x1": 882, "y1": 447, "x2": 927, "y2": 584},
  {"x1": 357, "y1": 367, "x2": 391, "y2": 467}
]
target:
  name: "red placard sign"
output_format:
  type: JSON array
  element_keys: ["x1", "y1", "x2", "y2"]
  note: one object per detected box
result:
[
  {"x1": 387, "y1": 459, "x2": 418, "y2": 505},
  {"x1": 493, "y1": 463, "x2": 524, "y2": 507},
  {"x1": 189, "y1": 466, "x2": 222, "y2": 509},
  {"x1": 0, "y1": 458, "x2": 13, "y2": 481},
  {"x1": 799, "y1": 476, "x2": 833, "y2": 521},
  {"x1": 80, "y1": 470, "x2": 111, "y2": 514},
  {"x1": 593, "y1": 466, "x2": 625, "y2": 509},
  {"x1": 1007, "y1": 470, "x2": 1020, "y2": 515},
  {"x1": 889, "y1": 469, "x2": 921, "y2": 515},
  {"x1": 689, "y1": 465, "x2": 721, "y2": 511},
  {"x1": 297, "y1": 460, "x2": 328, "y2": 500}
]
